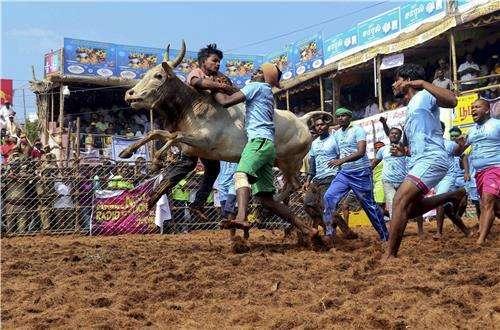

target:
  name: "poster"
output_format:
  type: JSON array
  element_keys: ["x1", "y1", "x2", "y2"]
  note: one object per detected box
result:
[
  {"x1": 221, "y1": 54, "x2": 263, "y2": 88},
  {"x1": 400, "y1": 0, "x2": 445, "y2": 31},
  {"x1": 453, "y1": 93, "x2": 478, "y2": 127},
  {"x1": 292, "y1": 33, "x2": 324, "y2": 76},
  {"x1": 111, "y1": 136, "x2": 149, "y2": 162},
  {"x1": 116, "y1": 44, "x2": 163, "y2": 80},
  {"x1": 264, "y1": 44, "x2": 294, "y2": 81},
  {"x1": 323, "y1": 27, "x2": 359, "y2": 65},
  {"x1": 0, "y1": 79, "x2": 13, "y2": 105},
  {"x1": 172, "y1": 50, "x2": 199, "y2": 83},
  {"x1": 357, "y1": 7, "x2": 400, "y2": 47},
  {"x1": 44, "y1": 49, "x2": 62, "y2": 76},
  {"x1": 63, "y1": 38, "x2": 116, "y2": 77}
]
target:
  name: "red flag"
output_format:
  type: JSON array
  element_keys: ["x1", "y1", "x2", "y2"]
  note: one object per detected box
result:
[{"x1": 0, "y1": 79, "x2": 13, "y2": 105}]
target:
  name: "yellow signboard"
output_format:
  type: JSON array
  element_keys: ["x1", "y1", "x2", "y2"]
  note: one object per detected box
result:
[{"x1": 453, "y1": 93, "x2": 478, "y2": 127}]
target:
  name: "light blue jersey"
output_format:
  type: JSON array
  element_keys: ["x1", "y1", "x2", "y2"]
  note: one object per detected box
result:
[
  {"x1": 375, "y1": 145, "x2": 408, "y2": 184},
  {"x1": 240, "y1": 82, "x2": 275, "y2": 141},
  {"x1": 467, "y1": 118, "x2": 500, "y2": 171},
  {"x1": 404, "y1": 89, "x2": 446, "y2": 168},
  {"x1": 333, "y1": 125, "x2": 371, "y2": 172},
  {"x1": 443, "y1": 139, "x2": 459, "y2": 177},
  {"x1": 310, "y1": 133, "x2": 339, "y2": 181},
  {"x1": 216, "y1": 161, "x2": 238, "y2": 201}
]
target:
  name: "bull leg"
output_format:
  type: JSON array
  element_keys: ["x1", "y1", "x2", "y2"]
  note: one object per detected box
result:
[
  {"x1": 155, "y1": 133, "x2": 212, "y2": 160},
  {"x1": 119, "y1": 130, "x2": 176, "y2": 159}
]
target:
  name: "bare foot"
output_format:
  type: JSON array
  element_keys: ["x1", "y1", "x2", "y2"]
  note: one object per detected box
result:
[
  {"x1": 226, "y1": 219, "x2": 252, "y2": 230},
  {"x1": 320, "y1": 235, "x2": 334, "y2": 250}
]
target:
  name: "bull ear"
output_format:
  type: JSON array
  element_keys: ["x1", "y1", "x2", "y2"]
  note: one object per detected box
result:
[
  {"x1": 161, "y1": 61, "x2": 172, "y2": 73},
  {"x1": 167, "y1": 39, "x2": 186, "y2": 69}
]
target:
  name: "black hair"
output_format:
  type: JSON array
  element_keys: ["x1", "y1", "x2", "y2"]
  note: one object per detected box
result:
[
  {"x1": 449, "y1": 126, "x2": 462, "y2": 135},
  {"x1": 390, "y1": 127, "x2": 402, "y2": 135},
  {"x1": 197, "y1": 44, "x2": 223, "y2": 65},
  {"x1": 440, "y1": 121, "x2": 446, "y2": 130},
  {"x1": 395, "y1": 63, "x2": 426, "y2": 81}
]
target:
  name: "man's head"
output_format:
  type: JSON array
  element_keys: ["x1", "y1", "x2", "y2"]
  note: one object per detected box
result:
[
  {"x1": 393, "y1": 64, "x2": 426, "y2": 103},
  {"x1": 1, "y1": 128, "x2": 6, "y2": 138},
  {"x1": 253, "y1": 63, "x2": 281, "y2": 88},
  {"x1": 438, "y1": 58, "x2": 447, "y2": 68},
  {"x1": 34, "y1": 139, "x2": 43, "y2": 150},
  {"x1": 466, "y1": 53, "x2": 473, "y2": 62},
  {"x1": 388, "y1": 127, "x2": 402, "y2": 144},
  {"x1": 314, "y1": 117, "x2": 328, "y2": 137},
  {"x1": 335, "y1": 107, "x2": 353, "y2": 128},
  {"x1": 436, "y1": 68, "x2": 445, "y2": 80},
  {"x1": 471, "y1": 99, "x2": 490, "y2": 124},
  {"x1": 449, "y1": 126, "x2": 462, "y2": 142},
  {"x1": 374, "y1": 141, "x2": 385, "y2": 153},
  {"x1": 198, "y1": 44, "x2": 223, "y2": 75}
]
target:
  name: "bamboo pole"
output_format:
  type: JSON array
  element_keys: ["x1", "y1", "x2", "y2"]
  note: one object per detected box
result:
[
  {"x1": 59, "y1": 85, "x2": 65, "y2": 161},
  {"x1": 376, "y1": 55, "x2": 383, "y2": 112},
  {"x1": 50, "y1": 90, "x2": 54, "y2": 123},
  {"x1": 319, "y1": 77, "x2": 324, "y2": 112},
  {"x1": 286, "y1": 90, "x2": 290, "y2": 111},
  {"x1": 449, "y1": 30, "x2": 458, "y2": 93},
  {"x1": 76, "y1": 117, "x2": 81, "y2": 160}
]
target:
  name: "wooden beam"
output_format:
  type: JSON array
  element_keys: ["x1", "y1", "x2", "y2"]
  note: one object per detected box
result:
[
  {"x1": 59, "y1": 85, "x2": 65, "y2": 161},
  {"x1": 449, "y1": 29, "x2": 458, "y2": 93},
  {"x1": 319, "y1": 77, "x2": 324, "y2": 112},
  {"x1": 376, "y1": 55, "x2": 383, "y2": 111},
  {"x1": 286, "y1": 90, "x2": 290, "y2": 111}
]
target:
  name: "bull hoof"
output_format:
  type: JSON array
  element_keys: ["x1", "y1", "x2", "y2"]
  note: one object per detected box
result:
[{"x1": 119, "y1": 149, "x2": 134, "y2": 159}]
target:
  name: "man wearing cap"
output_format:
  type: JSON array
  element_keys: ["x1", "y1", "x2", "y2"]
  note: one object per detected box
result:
[
  {"x1": 216, "y1": 63, "x2": 317, "y2": 239},
  {"x1": 322, "y1": 107, "x2": 389, "y2": 246}
]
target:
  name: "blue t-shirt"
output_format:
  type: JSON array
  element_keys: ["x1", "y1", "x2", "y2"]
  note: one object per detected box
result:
[
  {"x1": 310, "y1": 133, "x2": 339, "y2": 181},
  {"x1": 404, "y1": 89, "x2": 446, "y2": 168},
  {"x1": 240, "y1": 82, "x2": 275, "y2": 141},
  {"x1": 333, "y1": 125, "x2": 371, "y2": 172},
  {"x1": 443, "y1": 139, "x2": 460, "y2": 178},
  {"x1": 467, "y1": 118, "x2": 500, "y2": 171},
  {"x1": 216, "y1": 161, "x2": 238, "y2": 201},
  {"x1": 375, "y1": 145, "x2": 408, "y2": 184}
]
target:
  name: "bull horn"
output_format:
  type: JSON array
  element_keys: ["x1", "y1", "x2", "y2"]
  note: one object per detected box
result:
[
  {"x1": 163, "y1": 44, "x2": 170, "y2": 62},
  {"x1": 166, "y1": 39, "x2": 186, "y2": 69}
]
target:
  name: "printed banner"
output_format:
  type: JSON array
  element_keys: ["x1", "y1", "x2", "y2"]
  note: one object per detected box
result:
[
  {"x1": 357, "y1": 7, "x2": 400, "y2": 47},
  {"x1": 91, "y1": 178, "x2": 156, "y2": 235},
  {"x1": 111, "y1": 136, "x2": 149, "y2": 162},
  {"x1": 116, "y1": 44, "x2": 163, "y2": 80},
  {"x1": 400, "y1": 0, "x2": 445, "y2": 31},
  {"x1": 221, "y1": 54, "x2": 263, "y2": 88},
  {"x1": 63, "y1": 38, "x2": 116, "y2": 77},
  {"x1": 292, "y1": 33, "x2": 324, "y2": 76},
  {"x1": 44, "y1": 49, "x2": 62, "y2": 76},
  {"x1": 173, "y1": 50, "x2": 199, "y2": 83},
  {"x1": 323, "y1": 26, "x2": 359, "y2": 65},
  {"x1": 453, "y1": 93, "x2": 478, "y2": 127},
  {"x1": 0, "y1": 79, "x2": 13, "y2": 105},
  {"x1": 264, "y1": 45, "x2": 294, "y2": 81}
]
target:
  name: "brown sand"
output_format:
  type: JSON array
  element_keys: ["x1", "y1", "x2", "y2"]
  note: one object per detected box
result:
[{"x1": 1, "y1": 220, "x2": 498, "y2": 329}]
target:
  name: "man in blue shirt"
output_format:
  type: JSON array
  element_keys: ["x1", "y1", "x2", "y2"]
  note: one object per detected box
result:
[
  {"x1": 303, "y1": 116, "x2": 357, "y2": 239},
  {"x1": 322, "y1": 107, "x2": 389, "y2": 246},
  {"x1": 216, "y1": 63, "x2": 317, "y2": 240},
  {"x1": 385, "y1": 64, "x2": 465, "y2": 259},
  {"x1": 463, "y1": 99, "x2": 500, "y2": 245}
]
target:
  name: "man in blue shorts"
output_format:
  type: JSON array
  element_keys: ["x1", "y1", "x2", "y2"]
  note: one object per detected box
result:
[
  {"x1": 385, "y1": 64, "x2": 466, "y2": 259},
  {"x1": 322, "y1": 107, "x2": 389, "y2": 247}
]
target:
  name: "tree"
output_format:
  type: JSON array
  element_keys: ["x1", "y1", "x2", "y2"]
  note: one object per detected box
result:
[{"x1": 25, "y1": 119, "x2": 40, "y2": 143}]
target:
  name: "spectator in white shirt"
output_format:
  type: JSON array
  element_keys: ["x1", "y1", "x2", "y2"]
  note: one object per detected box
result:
[
  {"x1": 433, "y1": 58, "x2": 451, "y2": 80},
  {"x1": 364, "y1": 97, "x2": 379, "y2": 118},
  {"x1": 432, "y1": 69, "x2": 452, "y2": 90},
  {"x1": 458, "y1": 54, "x2": 480, "y2": 91}
]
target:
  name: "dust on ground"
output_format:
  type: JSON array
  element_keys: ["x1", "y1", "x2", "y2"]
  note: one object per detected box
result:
[{"x1": 1, "y1": 220, "x2": 499, "y2": 329}]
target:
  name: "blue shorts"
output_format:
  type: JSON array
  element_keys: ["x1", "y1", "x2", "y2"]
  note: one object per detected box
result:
[
  {"x1": 406, "y1": 155, "x2": 448, "y2": 194},
  {"x1": 465, "y1": 178, "x2": 480, "y2": 202},
  {"x1": 435, "y1": 174, "x2": 462, "y2": 195}
]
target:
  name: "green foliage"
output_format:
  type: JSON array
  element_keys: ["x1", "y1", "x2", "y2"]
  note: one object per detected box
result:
[{"x1": 25, "y1": 119, "x2": 40, "y2": 142}]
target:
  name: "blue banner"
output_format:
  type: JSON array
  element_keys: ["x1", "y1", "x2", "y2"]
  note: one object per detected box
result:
[
  {"x1": 63, "y1": 38, "x2": 116, "y2": 77},
  {"x1": 172, "y1": 50, "x2": 199, "y2": 83},
  {"x1": 323, "y1": 26, "x2": 359, "y2": 64},
  {"x1": 357, "y1": 8, "x2": 400, "y2": 47},
  {"x1": 116, "y1": 44, "x2": 163, "y2": 80},
  {"x1": 292, "y1": 33, "x2": 324, "y2": 76},
  {"x1": 221, "y1": 54, "x2": 263, "y2": 88},
  {"x1": 111, "y1": 136, "x2": 149, "y2": 162},
  {"x1": 400, "y1": 0, "x2": 445, "y2": 30},
  {"x1": 264, "y1": 45, "x2": 294, "y2": 81}
]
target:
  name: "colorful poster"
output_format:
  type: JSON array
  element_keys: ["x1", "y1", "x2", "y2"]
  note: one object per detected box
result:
[
  {"x1": 0, "y1": 79, "x2": 13, "y2": 105},
  {"x1": 453, "y1": 93, "x2": 478, "y2": 127},
  {"x1": 323, "y1": 26, "x2": 359, "y2": 65},
  {"x1": 292, "y1": 33, "x2": 324, "y2": 76},
  {"x1": 357, "y1": 8, "x2": 400, "y2": 47},
  {"x1": 116, "y1": 44, "x2": 163, "y2": 80},
  {"x1": 44, "y1": 49, "x2": 62, "y2": 76},
  {"x1": 264, "y1": 44, "x2": 294, "y2": 81},
  {"x1": 111, "y1": 136, "x2": 149, "y2": 162},
  {"x1": 172, "y1": 50, "x2": 199, "y2": 83},
  {"x1": 91, "y1": 178, "x2": 156, "y2": 235},
  {"x1": 63, "y1": 38, "x2": 116, "y2": 77},
  {"x1": 221, "y1": 54, "x2": 263, "y2": 88},
  {"x1": 400, "y1": 0, "x2": 445, "y2": 30}
]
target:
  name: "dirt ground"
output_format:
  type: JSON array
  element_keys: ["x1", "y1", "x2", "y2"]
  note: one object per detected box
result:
[{"x1": 1, "y1": 220, "x2": 499, "y2": 329}]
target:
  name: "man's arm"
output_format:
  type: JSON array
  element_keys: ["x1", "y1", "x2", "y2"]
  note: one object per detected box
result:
[
  {"x1": 379, "y1": 117, "x2": 390, "y2": 137},
  {"x1": 421, "y1": 80, "x2": 457, "y2": 108},
  {"x1": 303, "y1": 155, "x2": 316, "y2": 190},
  {"x1": 328, "y1": 140, "x2": 367, "y2": 168},
  {"x1": 462, "y1": 153, "x2": 471, "y2": 181},
  {"x1": 214, "y1": 91, "x2": 246, "y2": 108},
  {"x1": 190, "y1": 77, "x2": 234, "y2": 94}
]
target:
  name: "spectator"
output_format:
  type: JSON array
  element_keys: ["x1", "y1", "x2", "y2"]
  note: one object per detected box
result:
[
  {"x1": 0, "y1": 136, "x2": 17, "y2": 164},
  {"x1": 31, "y1": 139, "x2": 44, "y2": 159},
  {"x1": 5, "y1": 112, "x2": 21, "y2": 137},
  {"x1": 432, "y1": 68, "x2": 452, "y2": 90},
  {"x1": 458, "y1": 53, "x2": 480, "y2": 91},
  {"x1": 0, "y1": 101, "x2": 14, "y2": 130},
  {"x1": 95, "y1": 114, "x2": 107, "y2": 132},
  {"x1": 124, "y1": 127, "x2": 135, "y2": 138},
  {"x1": 433, "y1": 58, "x2": 451, "y2": 80},
  {"x1": 364, "y1": 97, "x2": 380, "y2": 118}
]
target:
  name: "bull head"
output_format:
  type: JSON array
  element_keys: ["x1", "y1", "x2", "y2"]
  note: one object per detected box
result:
[{"x1": 125, "y1": 40, "x2": 186, "y2": 110}]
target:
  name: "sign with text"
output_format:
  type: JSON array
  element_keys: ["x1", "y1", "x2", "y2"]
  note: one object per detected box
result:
[
  {"x1": 116, "y1": 44, "x2": 163, "y2": 80},
  {"x1": 358, "y1": 8, "x2": 400, "y2": 47},
  {"x1": 221, "y1": 54, "x2": 263, "y2": 88},
  {"x1": 63, "y1": 38, "x2": 116, "y2": 77},
  {"x1": 323, "y1": 26, "x2": 359, "y2": 65},
  {"x1": 292, "y1": 33, "x2": 324, "y2": 76},
  {"x1": 0, "y1": 79, "x2": 13, "y2": 105},
  {"x1": 264, "y1": 45, "x2": 295, "y2": 81},
  {"x1": 44, "y1": 49, "x2": 62, "y2": 76},
  {"x1": 400, "y1": 0, "x2": 445, "y2": 30},
  {"x1": 453, "y1": 93, "x2": 478, "y2": 126}
]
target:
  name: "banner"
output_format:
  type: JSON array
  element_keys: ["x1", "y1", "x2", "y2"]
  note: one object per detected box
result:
[
  {"x1": 63, "y1": 38, "x2": 116, "y2": 77},
  {"x1": 173, "y1": 50, "x2": 199, "y2": 83},
  {"x1": 111, "y1": 136, "x2": 149, "y2": 162},
  {"x1": 400, "y1": 0, "x2": 445, "y2": 31},
  {"x1": 453, "y1": 93, "x2": 478, "y2": 127},
  {"x1": 357, "y1": 7, "x2": 400, "y2": 47},
  {"x1": 116, "y1": 44, "x2": 163, "y2": 80},
  {"x1": 292, "y1": 33, "x2": 324, "y2": 76},
  {"x1": 323, "y1": 26, "x2": 359, "y2": 65},
  {"x1": 91, "y1": 178, "x2": 156, "y2": 235},
  {"x1": 44, "y1": 50, "x2": 62, "y2": 76},
  {"x1": 0, "y1": 79, "x2": 13, "y2": 105},
  {"x1": 264, "y1": 45, "x2": 294, "y2": 81},
  {"x1": 221, "y1": 54, "x2": 263, "y2": 88}
]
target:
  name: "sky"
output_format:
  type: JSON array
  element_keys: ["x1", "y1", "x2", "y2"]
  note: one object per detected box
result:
[{"x1": 1, "y1": 0, "x2": 406, "y2": 121}]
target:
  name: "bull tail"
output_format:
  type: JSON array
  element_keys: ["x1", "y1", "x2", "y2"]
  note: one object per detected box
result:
[{"x1": 298, "y1": 111, "x2": 334, "y2": 126}]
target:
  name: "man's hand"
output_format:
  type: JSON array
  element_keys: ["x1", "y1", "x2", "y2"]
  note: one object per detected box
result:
[
  {"x1": 302, "y1": 181, "x2": 310, "y2": 191},
  {"x1": 455, "y1": 135, "x2": 468, "y2": 148},
  {"x1": 464, "y1": 172, "x2": 471, "y2": 182},
  {"x1": 392, "y1": 79, "x2": 425, "y2": 93},
  {"x1": 390, "y1": 143, "x2": 406, "y2": 156},
  {"x1": 328, "y1": 159, "x2": 343, "y2": 168},
  {"x1": 217, "y1": 83, "x2": 234, "y2": 94},
  {"x1": 379, "y1": 116, "x2": 387, "y2": 123}
]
